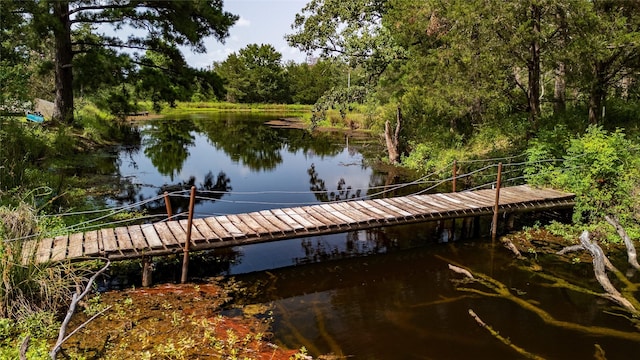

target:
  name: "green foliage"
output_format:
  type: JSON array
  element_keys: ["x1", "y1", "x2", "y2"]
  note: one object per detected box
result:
[
  {"x1": 526, "y1": 126, "x2": 640, "y2": 226},
  {"x1": 215, "y1": 44, "x2": 288, "y2": 104},
  {"x1": 0, "y1": 119, "x2": 49, "y2": 192}
]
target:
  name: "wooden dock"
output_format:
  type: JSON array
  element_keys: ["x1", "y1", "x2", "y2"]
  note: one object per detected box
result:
[{"x1": 23, "y1": 185, "x2": 574, "y2": 264}]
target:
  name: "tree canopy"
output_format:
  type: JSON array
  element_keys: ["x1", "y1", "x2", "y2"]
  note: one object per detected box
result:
[
  {"x1": 3, "y1": 0, "x2": 238, "y2": 124},
  {"x1": 286, "y1": 0, "x2": 640, "y2": 161}
]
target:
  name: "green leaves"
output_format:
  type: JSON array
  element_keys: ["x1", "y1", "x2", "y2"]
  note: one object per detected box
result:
[
  {"x1": 526, "y1": 126, "x2": 640, "y2": 224},
  {"x1": 214, "y1": 44, "x2": 287, "y2": 103}
]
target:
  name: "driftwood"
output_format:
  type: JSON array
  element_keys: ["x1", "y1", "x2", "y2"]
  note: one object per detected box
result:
[
  {"x1": 605, "y1": 215, "x2": 640, "y2": 271},
  {"x1": 19, "y1": 335, "x2": 29, "y2": 360},
  {"x1": 442, "y1": 257, "x2": 640, "y2": 342},
  {"x1": 501, "y1": 238, "x2": 524, "y2": 259},
  {"x1": 448, "y1": 264, "x2": 474, "y2": 279},
  {"x1": 50, "y1": 259, "x2": 111, "y2": 359},
  {"x1": 578, "y1": 231, "x2": 636, "y2": 312},
  {"x1": 468, "y1": 309, "x2": 544, "y2": 360}
]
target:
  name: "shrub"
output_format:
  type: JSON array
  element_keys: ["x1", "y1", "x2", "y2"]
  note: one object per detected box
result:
[{"x1": 526, "y1": 125, "x2": 640, "y2": 227}]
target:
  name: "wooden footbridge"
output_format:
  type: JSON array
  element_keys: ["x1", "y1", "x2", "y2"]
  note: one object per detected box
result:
[{"x1": 23, "y1": 185, "x2": 574, "y2": 265}]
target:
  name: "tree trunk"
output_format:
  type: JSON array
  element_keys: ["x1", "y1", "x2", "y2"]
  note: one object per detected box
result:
[
  {"x1": 553, "y1": 6, "x2": 567, "y2": 115},
  {"x1": 527, "y1": 4, "x2": 541, "y2": 127},
  {"x1": 553, "y1": 62, "x2": 566, "y2": 114},
  {"x1": 384, "y1": 106, "x2": 401, "y2": 164},
  {"x1": 52, "y1": 1, "x2": 75, "y2": 124},
  {"x1": 588, "y1": 62, "x2": 607, "y2": 124}
]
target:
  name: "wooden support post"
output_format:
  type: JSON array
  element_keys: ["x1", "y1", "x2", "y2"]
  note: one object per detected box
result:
[
  {"x1": 491, "y1": 162, "x2": 503, "y2": 240},
  {"x1": 142, "y1": 256, "x2": 153, "y2": 287},
  {"x1": 506, "y1": 213, "x2": 516, "y2": 231},
  {"x1": 164, "y1": 191, "x2": 173, "y2": 219},
  {"x1": 452, "y1": 160, "x2": 457, "y2": 192},
  {"x1": 181, "y1": 186, "x2": 196, "y2": 284}
]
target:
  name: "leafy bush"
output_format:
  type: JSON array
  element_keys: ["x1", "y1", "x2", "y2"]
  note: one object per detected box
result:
[{"x1": 526, "y1": 125, "x2": 640, "y2": 226}]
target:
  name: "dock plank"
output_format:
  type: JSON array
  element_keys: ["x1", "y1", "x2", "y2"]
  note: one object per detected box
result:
[
  {"x1": 291, "y1": 207, "x2": 330, "y2": 229},
  {"x1": 179, "y1": 219, "x2": 206, "y2": 242},
  {"x1": 226, "y1": 214, "x2": 259, "y2": 237},
  {"x1": 272, "y1": 209, "x2": 306, "y2": 231},
  {"x1": 191, "y1": 218, "x2": 219, "y2": 242},
  {"x1": 154, "y1": 222, "x2": 178, "y2": 247},
  {"x1": 141, "y1": 224, "x2": 164, "y2": 249},
  {"x1": 249, "y1": 212, "x2": 284, "y2": 234},
  {"x1": 50, "y1": 235, "x2": 68, "y2": 262},
  {"x1": 217, "y1": 216, "x2": 247, "y2": 238},
  {"x1": 203, "y1": 217, "x2": 234, "y2": 240},
  {"x1": 100, "y1": 228, "x2": 118, "y2": 253},
  {"x1": 35, "y1": 237, "x2": 53, "y2": 263},
  {"x1": 115, "y1": 227, "x2": 135, "y2": 252},
  {"x1": 259, "y1": 210, "x2": 296, "y2": 233},
  {"x1": 21, "y1": 239, "x2": 38, "y2": 264},
  {"x1": 84, "y1": 231, "x2": 101, "y2": 256},
  {"x1": 167, "y1": 221, "x2": 187, "y2": 246},
  {"x1": 236, "y1": 214, "x2": 270, "y2": 236},
  {"x1": 127, "y1": 225, "x2": 149, "y2": 251},
  {"x1": 67, "y1": 232, "x2": 84, "y2": 258}
]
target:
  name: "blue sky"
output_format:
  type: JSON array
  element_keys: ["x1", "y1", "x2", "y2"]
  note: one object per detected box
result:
[{"x1": 183, "y1": 0, "x2": 310, "y2": 68}]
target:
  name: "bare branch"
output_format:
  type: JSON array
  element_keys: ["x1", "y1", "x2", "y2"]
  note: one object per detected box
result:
[
  {"x1": 579, "y1": 231, "x2": 636, "y2": 313},
  {"x1": 605, "y1": 215, "x2": 640, "y2": 271},
  {"x1": 556, "y1": 244, "x2": 584, "y2": 255},
  {"x1": 468, "y1": 309, "x2": 545, "y2": 360},
  {"x1": 50, "y1": 258, "x2": 111, "y2": 359},
  {"x1": 448, "y1": 264, "x2": 474, "y2": 279}
]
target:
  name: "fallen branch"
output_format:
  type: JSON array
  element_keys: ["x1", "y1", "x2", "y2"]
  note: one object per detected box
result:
[
  {"x1": 448, "y1": 264, "x2": 474, "y2": 279},
  {"x1": 441, "y1": 255, "x2": 640, "y2": 342},
  {"x1": 578, "y1": 231, "x2": 636, "y2": 313},
  {"x1": 468, "y1": 309, "x2": 544, "y2": 360},
  {"x1": 556, "y1": 244, "x2": 584, "y2": 255},
  {"x1": 501, "y1": 238, "x2": 523, "y2": 259},
  {"x1": 50, "y1": 258, "x2": 111, "y2": 359},
  {"x1": 19, "y1": 335, "x2": 29, "y2": 360},
  {"x1": 605, "y1": 215, "x2": 640, "y2": 271}
]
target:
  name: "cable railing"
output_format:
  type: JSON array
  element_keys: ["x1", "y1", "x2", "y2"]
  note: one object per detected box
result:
[{"x1": 3, "y1": 154, "x2": 574, "y2": 244}]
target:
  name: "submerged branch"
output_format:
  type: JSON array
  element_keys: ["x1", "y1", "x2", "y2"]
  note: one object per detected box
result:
[
  {"x1": 578, "y1": 231, "x2": 637, "y2": 313},
  {"x1": 448, "y1": 264, "x2": 474, "y2": 279},
  {"x1": 442, "y1": 257, "x2": 640, "y2": 342},
  {"x1": 468, "y1": 309, "x2": 544, "y2": 360}
]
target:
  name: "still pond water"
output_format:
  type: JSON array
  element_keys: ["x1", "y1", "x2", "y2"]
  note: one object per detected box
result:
[{"x1": 107, "y1": 113, "x2": 638, "y2": 359}]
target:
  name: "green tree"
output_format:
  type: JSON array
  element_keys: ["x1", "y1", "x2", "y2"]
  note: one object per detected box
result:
[
  {"x1": 285, "y1": 59, "x2": 345, "y2": 104},
  {"x1": 570, "y1": 1, "x2": 640, "y2": 124},
  {"x1": 215, "y1": 44, "x2": 287, "y2": 103},
  {"x1": 8, "y1": 0, "x2": 237, "y2": 124}
]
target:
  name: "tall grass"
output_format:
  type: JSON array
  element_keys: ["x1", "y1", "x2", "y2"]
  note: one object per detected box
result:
[{"x1": 0, "y1": 202, "x2": 98, "y2": 357}]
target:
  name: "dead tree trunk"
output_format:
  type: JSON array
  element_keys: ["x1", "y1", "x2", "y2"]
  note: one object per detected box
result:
[
  {"x1": 579, "y1": 231, "x2": 636, "y2": 312},
  {"x1": 384, "y1": 106, "x2": 401, "y2": 164},
  {"x1": 605, "y1": 215, "x2": 640, "y2": 271}
]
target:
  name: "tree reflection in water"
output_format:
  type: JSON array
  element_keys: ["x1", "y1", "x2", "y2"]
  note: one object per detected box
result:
[
  {"x1": 138, "y1": 170, "x2": 232, "y2": 218},
  {"x1": 308, "y1": 163, "x2": 362, "y2": 202},
  {"x1": 142, "y1": 120, "x2": 196, "y2": 181},
  {"x1": 295, "y1": 229, "x2": 393, "y2": 265}
]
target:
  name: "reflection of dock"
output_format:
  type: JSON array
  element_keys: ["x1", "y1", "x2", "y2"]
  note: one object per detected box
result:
[{"x1": 24, "y1": 185, "x2": 574, "y2": 264}]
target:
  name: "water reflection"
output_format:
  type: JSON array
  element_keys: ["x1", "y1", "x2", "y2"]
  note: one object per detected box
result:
[
  {"x1": 142, "y1": 120, "x2": 196, "y2": 180},
  {"x1": 113, "y1": 113, "x2": 396, "y2": 217}
]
